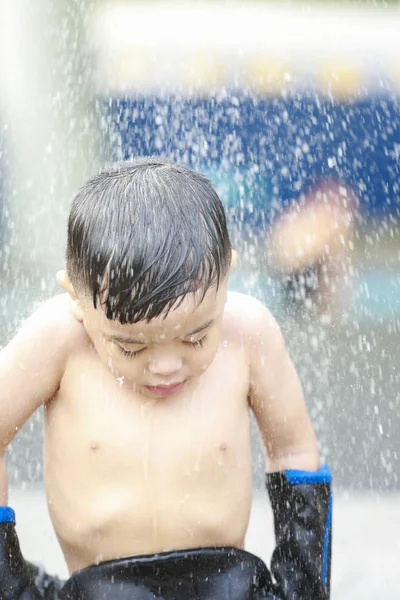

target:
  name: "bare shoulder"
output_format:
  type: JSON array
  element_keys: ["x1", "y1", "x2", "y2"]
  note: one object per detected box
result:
[
  {"x1": 25, "y1": 293, "x2": 77, "y2": 328},
  {"x1": 0, "y1": 295, "x2": 88, "y2": 441},
  {"x1": 223, "y1": 292, "x2": 286, "y2": 366},
  {"x1": 17, "y1": 293, "x2": 87, "y2": 352},
  {"x1": 224, "y1": 292, "x2": 281, "y2": 342}
]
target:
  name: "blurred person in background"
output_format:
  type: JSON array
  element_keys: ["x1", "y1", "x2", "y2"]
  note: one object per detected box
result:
[{"x1": 267, "y1": 179, "x2": 358, "y2": 320}]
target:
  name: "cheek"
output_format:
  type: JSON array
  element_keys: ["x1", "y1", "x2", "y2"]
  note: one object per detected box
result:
[
  {"x1": 189, "y1": 344, "x2": 219, "y2": 373},
  {"x1": 94, "y1": 339, "x2": 140, "y2": 375},
  {"x1": 106, "y1": 354, "x2": 145, "y2": 382}
]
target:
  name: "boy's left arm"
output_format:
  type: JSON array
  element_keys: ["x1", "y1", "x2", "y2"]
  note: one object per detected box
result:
[{"x1": 247, "y1": 299, "x2": 332, "y2": 600}]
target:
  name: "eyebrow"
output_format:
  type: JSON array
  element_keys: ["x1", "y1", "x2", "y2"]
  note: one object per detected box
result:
[
  {"x1": 185, "y1": 318, "x2": 215, "y2": 337},
  {"x1": 106, "y1": 318, "x2": 215, "y2": 346}
]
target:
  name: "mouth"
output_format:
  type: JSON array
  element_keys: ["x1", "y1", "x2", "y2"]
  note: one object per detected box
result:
[{"x1": 145, "y1": 381, "x2": 185, "y2": 397}]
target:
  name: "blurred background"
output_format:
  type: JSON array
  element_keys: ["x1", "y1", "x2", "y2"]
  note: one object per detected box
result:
[{"x1": 0, "y1": 0, "x2": 399, "y2": 597}]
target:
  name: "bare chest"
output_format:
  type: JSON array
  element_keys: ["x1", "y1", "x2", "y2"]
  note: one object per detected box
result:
[
  {"x1": 44, "y1": 348, "x2": 251, "y2": 482},
  {"x1": 43, "y1": 350, "x2": 253, "y2": 569}
]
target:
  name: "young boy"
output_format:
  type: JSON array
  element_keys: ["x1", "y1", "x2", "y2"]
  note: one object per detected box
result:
[{"x1": 0, "y1": 158, "x2": 332, "y2": 599}]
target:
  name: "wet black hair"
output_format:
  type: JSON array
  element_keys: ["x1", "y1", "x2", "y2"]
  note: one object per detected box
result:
[{"x1": 66, "y1": 157, "x2": 232, "y2": 323}]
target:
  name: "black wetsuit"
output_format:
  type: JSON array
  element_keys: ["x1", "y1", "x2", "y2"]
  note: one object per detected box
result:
[
  {"x1": 1, "y1": 465, "x2": 331, "y2": 599},
  {"x1": 60, "y1": 547, "x2": 279, "y2": 600}
]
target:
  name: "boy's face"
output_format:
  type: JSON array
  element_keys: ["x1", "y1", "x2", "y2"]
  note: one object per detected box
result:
[{"x1": 75, "y1": 279, "x2": 228, "y2": 399}]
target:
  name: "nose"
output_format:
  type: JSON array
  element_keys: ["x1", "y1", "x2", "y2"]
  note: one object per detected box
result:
[{"x1": 147, "y1": 351, "x2": 183, "y2": 377}]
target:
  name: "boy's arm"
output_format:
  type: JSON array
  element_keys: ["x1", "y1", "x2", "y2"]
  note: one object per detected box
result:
[
  {"x1": 247, "y1": 300, "x2": 319, "y2": 472},
  {"x1": 0, "y1": 294, "x2": 79, "y2": 495},
  {"x1": 0, "y1": 294, "x2": 76, "y2": 461},
  {"x1": 0, "y1": 294, "x2": 78, "y2": 598},
  {"x1": 246, "y1": 297, "x2": 332, "y2": 600}
]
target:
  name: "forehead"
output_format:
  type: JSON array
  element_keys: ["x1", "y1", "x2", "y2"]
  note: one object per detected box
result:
[{"x1": 95, "y1": 283, "x2": 225, "y2": 338}]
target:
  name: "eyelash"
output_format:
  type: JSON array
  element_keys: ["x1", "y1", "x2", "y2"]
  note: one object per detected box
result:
[
  {"x1": 116, "y1": 334, "x2": 208, "y2": 358},
  {"x1": 184, "y1": 334, "x2": 208, "y2": 349},
  {"x1": 117, "y1": 347, "x2": 143, "y2": 358}
]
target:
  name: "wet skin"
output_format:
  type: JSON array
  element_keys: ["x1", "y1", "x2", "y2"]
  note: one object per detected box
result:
[
  {"x1": 0, "y1": 277, "x2": 319, "y2": 575},
  {"x1": 45, "y1": 285, "x2": 254, "y2": 573}
]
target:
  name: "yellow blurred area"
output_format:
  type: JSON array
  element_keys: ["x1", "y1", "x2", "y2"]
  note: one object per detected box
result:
[
  {"x1": 318, "y1": 63, "x2": 362, "y2": 99},
  {"x1": 89, "y1": 2, "x2": 400, "y2": 97},
  {"x1": 247, "y1": 57, "x2": 293, "y2": 95},
  {"x1": 183, "y1": 54, "x2": 226, "y2": 92}
]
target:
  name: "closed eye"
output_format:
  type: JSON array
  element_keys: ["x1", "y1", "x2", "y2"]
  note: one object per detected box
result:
[
  {"x1": 116, "y1": 346, "x2": 146, "y2": 358},
  {"x1": 183, "y1": 334, "x2": 208, "y2": 349},
  {"x1": 115, "y1": 334, "x2": 208, "y2": 357}
]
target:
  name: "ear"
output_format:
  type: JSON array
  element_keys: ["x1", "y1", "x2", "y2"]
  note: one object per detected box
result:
[
  {"x1": 230, "y1": 249, "x2": 238, "y2": 270},
  {"x1": 56, "y1": 270, "x2": 84, "y2": 322}
]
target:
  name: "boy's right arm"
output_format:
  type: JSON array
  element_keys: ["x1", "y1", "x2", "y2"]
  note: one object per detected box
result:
[
  {"x1": 0, "y1": 294, "x2": 81, "y2": 500},
  {"x1": 0, "y1": 294, "x2": 80, "y2": 598}
]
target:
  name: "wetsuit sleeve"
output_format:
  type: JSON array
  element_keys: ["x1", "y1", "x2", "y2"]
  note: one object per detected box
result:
[
  {"x1": 265, "y1": 464, "x2": 332, "y2": 600},
  {"x1": 0, "y1": 506, "x2": 42, "y2": 599}
]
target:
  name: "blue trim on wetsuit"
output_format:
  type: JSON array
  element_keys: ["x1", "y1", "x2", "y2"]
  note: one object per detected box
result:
[
  {"x1": 0, "y1": 506, "x2": 15, "y2": 523},
  {"x1": 322, "y1": 489, "x2": 333, "y2": 587},
  {"x1": 285, "y1": 464, "x2": 332, "y2": 485}
]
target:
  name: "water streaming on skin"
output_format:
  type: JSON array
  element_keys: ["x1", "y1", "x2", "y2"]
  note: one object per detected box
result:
[
  {"x1": 191, "y1": 389, "x2": 204, "y2": 474},
  {"x1": 141, "y1": 401, "x2": 159, "y2": 546},
  {"x1": 177, "y1": 493, "x2": 193, "y2": 539}
]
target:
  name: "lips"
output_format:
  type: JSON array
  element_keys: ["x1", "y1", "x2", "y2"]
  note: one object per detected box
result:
[{"x1": 146, "y1": 382, "x2": 185, "y2": 397}]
